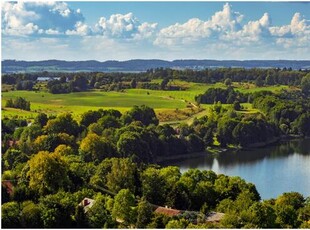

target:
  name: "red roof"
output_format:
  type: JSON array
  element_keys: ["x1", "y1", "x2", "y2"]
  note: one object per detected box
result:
[
  {"x1": 154, "y1": 206, "x2": 182, "y2": 217},
  {"x1": 2, "y1": 181, "x2": 14, "y2": 196}
]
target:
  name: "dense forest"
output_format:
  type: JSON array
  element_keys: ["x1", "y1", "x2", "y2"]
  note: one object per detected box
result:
[
  {"x1": 2, "y1": 67, "x2": 309, "y2": 94},
  {"x1": 2, "y1": 68, "x2": 310, "y2": 228}
]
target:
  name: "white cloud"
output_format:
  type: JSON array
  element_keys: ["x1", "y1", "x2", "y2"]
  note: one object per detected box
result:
[
  {"x1": 95, "y1": 12, "x2": 157, "y2": 40},
  {"x1": 2, "y1": 1, "x2": 84, "y2": 36},
  {"x1": 66, "y1": 22, "x2": 91, "y2": 36},
  {"x1": 154, "y1": 3, "x2": 244, "y2": 47},
  {"x1": 2, "y1": 2, "x2": 310, "y2": 60}
]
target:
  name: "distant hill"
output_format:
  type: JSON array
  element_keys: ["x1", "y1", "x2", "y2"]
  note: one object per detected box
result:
[{"x1": 2, "y1": 59, "x2": 310, "y2": 73}]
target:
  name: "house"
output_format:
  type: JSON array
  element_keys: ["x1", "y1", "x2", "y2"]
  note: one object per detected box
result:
[
  {"x1": 2, "y1": 181, "x2": 14, "y2": 196},
  {"x1": 154, "y1": 206, "x2": 182, "y2": 217},
  {"x1": 79, "y1": 197, "x2": 95, "y2": 213},
  {"x1": 205, "y1": 211, "x2": 225, "y2": 223}
]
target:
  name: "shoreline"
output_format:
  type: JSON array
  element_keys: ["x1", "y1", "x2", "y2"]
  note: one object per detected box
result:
[{"x1": 156, "y1": 135, "x2": 308, "y2": 164}]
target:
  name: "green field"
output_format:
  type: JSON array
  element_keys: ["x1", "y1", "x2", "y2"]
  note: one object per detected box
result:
[{"x1": 1, "y1": 81, "x2": 290, "y2": 122}]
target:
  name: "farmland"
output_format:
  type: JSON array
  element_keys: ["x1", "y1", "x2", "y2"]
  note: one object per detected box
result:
[{"x1": 1, "y1": 80, "x2": 290, "y2": 122}]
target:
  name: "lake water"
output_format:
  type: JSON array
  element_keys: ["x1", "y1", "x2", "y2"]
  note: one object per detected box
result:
[{"x1": 168, "y1": 138, "x2": 310, "y2": 200}]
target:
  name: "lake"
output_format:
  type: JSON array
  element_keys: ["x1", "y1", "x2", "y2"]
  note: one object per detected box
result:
[{"x1": 168, "y1": 138, "x2": 310, "y2": 200}]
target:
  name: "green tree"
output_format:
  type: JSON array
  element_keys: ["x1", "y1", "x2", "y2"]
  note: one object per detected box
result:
[
  {"x1": 1, "y1": 201, "x2": 21, "y2": 228},
  {"x1": 117, "y1": 131, "x2": 151, "y2": 162},
  {"x1": 39, "y1": 191, "x2": 75, "y2": 228},
  {"x1": 224, "y1": 78, "x2": 232, "y2": 86},
  {"x1": 79, "y1": 133, "x2": 115, "y2": 163},
  {"x1": 3, "y1": 148, "x2": 28, "y2": 170},
  {"x1": 106, "y1": 158, "x2": 137, "y2": 193},
  {"x1": 112, "y1": 189, "x2": 136, "y2": 225},
  {"x1": 122, "y1": 105, "x2": 159, "y2": 126},
  {"x1": 255, "y1": 76, "x2": 264, "y2": 87},
  {"x1": 301, "y1": 73, "x2": 310, "y2": 96},
  {"x1": 20, "y1": 201, "x2": 43, "y2": 228},
  {"x1": 27, "y1": 151, "x2": 71, "y2": 195},
  {"x1": 44, "y1": 113, "x2": 80, "y2": 136},
  {"x1": 165, "y1": 219, "x2": 189, "y2": 228},
  {"x1": 86, "y1": 193, "x2": 116, "y2": 228},
  {"x1": 34, "y1": 113, "x2": 48, "y2": 127},
  {"x1": 136, "y1": 197, "x2": 153, "y2": 228},
  {"x1": 80, "y1": 110, "x2": 101, "y2": 127},
  {"x1": 248, "y1": 202, "x2": 276, "y2": 228},
  {"x1": 140, "y1": 167, "x2": 166, "y2": 205},
  {"x1": 130, "y1": 79, "x2": 137, "y2": 88}
]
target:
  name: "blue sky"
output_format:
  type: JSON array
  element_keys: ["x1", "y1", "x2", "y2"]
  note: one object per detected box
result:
[{"x1": 2, "y1": 1, "x2": 310, "y2": 61}]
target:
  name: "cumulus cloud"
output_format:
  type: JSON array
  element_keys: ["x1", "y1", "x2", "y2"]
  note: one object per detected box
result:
[
  {"x1": 2, "y1": 1, "x2": 85, "y2": 36},
  {"x1": 2, "y1": 2, "x2": 310, "y2": 60},
  {"x1": 155, "y1": 3, "x2": 309, "y2": 54},
  {"x1": 154, "y1": 3, "x2": 244, "y2": 46},
  {"x1": 95, "y1": 12, "x2": 157, "y2": 40}
]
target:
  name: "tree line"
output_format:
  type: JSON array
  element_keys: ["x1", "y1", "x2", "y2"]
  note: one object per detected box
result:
[{"x1": 2, "y1": 68, "x2": 309, "y2": 94}]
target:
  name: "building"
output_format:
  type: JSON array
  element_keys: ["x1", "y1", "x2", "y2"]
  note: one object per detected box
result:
[
  {"x1": 79, "y1": 197, "x2": 96, "y2": 213},
  {"x1": 154, "y1": 206, "x2": 182, "y2": 217}
]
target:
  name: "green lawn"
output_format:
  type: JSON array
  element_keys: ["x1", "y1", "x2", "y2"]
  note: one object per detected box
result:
[{"x1": 1, "y1": 81, "x2": 290, "y2": 122}]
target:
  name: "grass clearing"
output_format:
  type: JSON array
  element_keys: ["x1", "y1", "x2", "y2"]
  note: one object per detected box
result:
[{"x1": 1, "y1": 81, "x2": 290, "y2": 122}]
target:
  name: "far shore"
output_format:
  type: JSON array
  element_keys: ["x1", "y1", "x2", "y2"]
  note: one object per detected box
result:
[{"x1": 156, "y1": 135, "x2": 308, "y2": 164}]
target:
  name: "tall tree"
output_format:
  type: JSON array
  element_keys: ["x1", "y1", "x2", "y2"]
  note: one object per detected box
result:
[{"x1": 27, "y1": 151, "x2": 71, "y2": 195}]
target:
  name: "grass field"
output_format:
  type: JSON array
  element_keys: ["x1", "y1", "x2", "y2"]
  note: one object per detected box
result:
[{"x1": 1, "y1": 80, "x2": 291, "y2": 122}]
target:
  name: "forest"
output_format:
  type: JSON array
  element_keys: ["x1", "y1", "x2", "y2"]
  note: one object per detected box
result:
[{"x1": 1, "y1": 67, "x2": 310, "y2": 228}]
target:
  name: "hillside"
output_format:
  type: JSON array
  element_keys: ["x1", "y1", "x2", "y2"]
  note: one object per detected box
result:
[{"x1": 2, "y1": 59, "x2": 310, "y2": 73}]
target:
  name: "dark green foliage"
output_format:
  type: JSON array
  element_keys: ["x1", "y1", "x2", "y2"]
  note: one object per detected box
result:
[
  {"x1": 195, "y1": 87, "x2": 246, "y2": 104},
  {"x1": 1, "y1": 201, "x2": 21, "y2": 228},
  {"x1": 20, "y1": 201, "x2": 43, "y2": 228},
  {"x1": 301, "y1": 73, "x2": 310, "y2": 96},
  {"x1": 44, "y1": 113, "x2": 80, "y2": 136},
  {"x1": 122, "y1": 105, "x2": 159, "y2": 126},
  {"x1": 136, "y1": 197, "x2": 154, "y2": 228},
  {"x1": 5, "y1": 97, "x2": 31, "y2": 111},
  {"x1": 34, "y1": 113, "x2": 48, "y2": 127},
  {"x1": 39, "y1": 191, "x2": 75, "y2": 228}
]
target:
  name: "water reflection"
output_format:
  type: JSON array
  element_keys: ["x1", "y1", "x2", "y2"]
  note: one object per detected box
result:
[{"x1": 168, "y1": 138, "x2": 310, "y2": 199}]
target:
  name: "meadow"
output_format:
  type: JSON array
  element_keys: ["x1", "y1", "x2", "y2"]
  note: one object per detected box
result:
[{"x1": 1, "y1": 80, "x2": 289, "y2": 123}]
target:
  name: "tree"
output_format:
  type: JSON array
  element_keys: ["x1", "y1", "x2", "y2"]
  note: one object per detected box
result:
[
  {"x1": 1, "y1": 201, "x2": 21, "y2": 228},
  {"x1": 122, "y1": 105, "x2": 159, "y2": 126},
  {"x1": 44, "y1": 113, "x2": 80, "y2": 136},
  {"x1": 3, "y1": 148, "x2": 28, "y2": 170},
  {"x1": 86, "y1": 193, "x2": 116, "y2": 228},
  {"x1": 224, "y1": 78, "x2": 232, "y2": 86},
  {"x1": 27, "y1": 151, "x2": 71, "y2": 195},
  {"x1": 165, "y1": 219, "x2": 189, "y2": 229},
  {"x1": 130, "y1": 79, "x2": 137, "y2": 88},
  {"x1": 265, "y1": 74, "x2": 275, "y2": 85},
  {"x1": 20, "y1": 201, "x2": 43, "y2": 228},
  {"x1": 34, "y1": 113, "x2": 48, "y2": 127},
  {"x1": 233, "y1": 100, "x2": 241, "y2": 111},
  {"x1": 106, "y1": 158, "x2": 137, "y2": 193},
  {"x1": 112, "y1": 189, "x2": 136, "y2": 225},
  {"x1": 217, "y1": 117, "x2": 239, "y2": 146},
  {"x1": 39, "y1": 191, "x2": 75, "y2": 228},
  {"x1": 79, "y1": 133, "x2": 115, "y2": 163},
  {"x1": 248, "y1": 202, "x2": 276, "y2": 228},
  {"x1": 80, "y1": 110, "x2": 101, "y2": 127},
  {"x1": 161, "y1": 78, "x2": 169, "y2": 90},
  {"x1": 5, "y1": 97, "x2": 31, "y2": 111},
  {"x1": 98, "y1": 115, "x2": 121, "y2": 129},
  {"x1": 90, "y1": 158, "x2": 137, "y2": 194},
  {"x1": 255, "y1": 76, "x2": 264, "y2": 87},
  {"x1": 136, "y1": 197, "x2": 153, "y2": 228},
  {"x1": 301, "y1": 73, "x2": 310, "y2": 96},
  {"x1": 117, "y1": 131, "x2": 151, "y2": 162},
  {"x1": 140, "y1": 167, "x2": 166, "y2": 205},
  {"x1": 294, "y1": 113, "x2": 310, "y2": 136}
]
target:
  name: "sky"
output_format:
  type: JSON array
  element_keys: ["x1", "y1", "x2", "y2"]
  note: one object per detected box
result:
[{"x1": 1, "y1": 1, "x2": 310, "y2": 61}]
